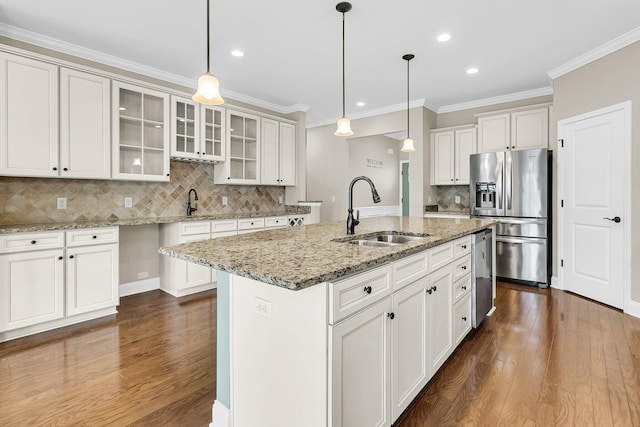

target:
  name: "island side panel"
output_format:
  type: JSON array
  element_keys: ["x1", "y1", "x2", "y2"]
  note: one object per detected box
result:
[
  {"x1": 213, "y1": 272, "x2": 231, "y2": 426},
  {"x1": 230, "y1": 275, "x2": 328, "y2": 427}
]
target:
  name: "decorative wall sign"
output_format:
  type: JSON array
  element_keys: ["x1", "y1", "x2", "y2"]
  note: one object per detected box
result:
[{"x1": 366, "y1": 158, "x2": 383, "y2": 168}]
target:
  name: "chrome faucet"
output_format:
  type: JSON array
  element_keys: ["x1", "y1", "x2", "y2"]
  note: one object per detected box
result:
[
  {"x1": 186, "y1": 188, "x2": 199, "y2": 216},
  {"x1": 347, "y1": 176, "x2": 381, "y2": 234}
]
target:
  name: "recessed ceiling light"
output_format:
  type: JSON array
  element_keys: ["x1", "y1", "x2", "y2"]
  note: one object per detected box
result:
[
  {"x1": 231, "y1": 50, "x2": 244, "y2": 57},
  {"x1": 356, "y1": 102, "x2": 365, "y2": 107},
  {"x1": 467, "y1": 67, "x2": 479, "y2": 75},
  {"x1": 437, "y1": 34, "x2": 451, "y2": 42}
]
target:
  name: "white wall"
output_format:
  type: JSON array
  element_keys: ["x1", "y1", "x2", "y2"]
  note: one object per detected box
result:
[{"x1": 348, "y1": 135, "x2": 399, "y2": 208}]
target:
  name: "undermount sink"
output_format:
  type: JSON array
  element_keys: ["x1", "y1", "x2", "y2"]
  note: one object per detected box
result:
[{"x1": 335, "y1": 232, "x2": 429, "y2": 247}]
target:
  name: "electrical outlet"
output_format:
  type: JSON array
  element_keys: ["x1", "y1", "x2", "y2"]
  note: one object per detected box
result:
[
  {"x1": 138, "y1": 271, "x2": 149, "y2": 280},
  {"x1": 278, "y1": 195, "x2": 284, "y2": 205},
  {"x1": 222, "y1": 196, "x2": 228, "y2": 206},
  {"x1": 57, "y1": 197, "x2": 67, "y2": 209},
  {"x1": 254, "y1": 297, "x2": 272, "y2": 319},
  {"x1": 455, "y1": 195, "x2": 461, "y2": 204},
  {"x1": 124, "y1": 197, "x2": 133, "y2": 208}
]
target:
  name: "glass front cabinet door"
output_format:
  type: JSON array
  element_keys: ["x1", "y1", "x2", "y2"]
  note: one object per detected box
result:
[
  {"x1": 214, "y1": 110, "x2": 260, "y2": 184},
  {"x1": 112, "y1": 81, "x2": 170, "y2": 181},
  {"x1": 170, "y1": 96, "x2": 225, "y2": 163}
]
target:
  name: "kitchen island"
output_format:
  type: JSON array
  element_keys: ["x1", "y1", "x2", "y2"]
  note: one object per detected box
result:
[{"x1": 159, "y1": 216, "x2": 495, "y2": 427}]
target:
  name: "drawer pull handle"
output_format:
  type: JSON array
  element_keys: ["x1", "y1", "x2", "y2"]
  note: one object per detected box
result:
[
  {"x1": 387, "y1": 312, "x2": 395, "y2": 320},
  {"x1": 462, "y1": 316, "x2": 467, "y2": 322},
  {"x1": 462, "y1": 285, "x2": 467, "y2": 290},
  {"x1": 363, "y1": 286, "x2": 372, "y2": 294},
  {"x1": 30, "y1": 240, "x2": 37, "y2": 244},
  {"x1": 69, "y1": 255, "x2": 75, "y2": 259}
]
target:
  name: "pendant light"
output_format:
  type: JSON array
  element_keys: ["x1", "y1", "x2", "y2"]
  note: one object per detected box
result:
[
  {"x1": 401, "y1": 54, "x2": 416, "y2": 152},
  {"x1": 335, "y1": 2, "x2": 353, "y2": 136},
  {"x1": 192, "y1": 0, "x2": 225, "y2": 105}
]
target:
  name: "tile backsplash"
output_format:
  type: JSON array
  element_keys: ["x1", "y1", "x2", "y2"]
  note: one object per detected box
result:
[
  {"x1": 435, "y1": 185, "x2": 470, "y2": 212},
  {"x1": 0, "y1": 161, "x2": 286, "y2": 225}
]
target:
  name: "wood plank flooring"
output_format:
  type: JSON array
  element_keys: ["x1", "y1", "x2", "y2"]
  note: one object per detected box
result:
[{"x1": 1, "y1": 282, "x2": 640, "y2": 426}]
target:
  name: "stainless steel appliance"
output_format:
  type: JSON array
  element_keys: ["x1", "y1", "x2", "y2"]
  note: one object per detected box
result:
[
  {"x1": 470, "y1": 148, "x2": 550, "y2": 287},
  {"x1": 472, "y1": 229, "x2": 493, "y2": 328}
]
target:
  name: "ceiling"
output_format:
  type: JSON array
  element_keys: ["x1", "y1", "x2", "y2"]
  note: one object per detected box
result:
[{"x1": 1, "y1": 0, "x2": 639, "y2": 126}]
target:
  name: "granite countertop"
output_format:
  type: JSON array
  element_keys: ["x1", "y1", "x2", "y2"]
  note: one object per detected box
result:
[
  {"x1": 0, "y1": 207, "x2": 311, "y2": 234},
  {"x1": 159, "y1": 216, "x2": 495, "y2": 291}
]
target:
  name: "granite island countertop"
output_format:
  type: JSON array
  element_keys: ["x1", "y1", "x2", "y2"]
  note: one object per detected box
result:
[
  {"x1": 0, "y1": 207, "x2": 310, "y2": 234},
  {"x1": 159, "y1": 216, "x2": 496, "y2": 291}
]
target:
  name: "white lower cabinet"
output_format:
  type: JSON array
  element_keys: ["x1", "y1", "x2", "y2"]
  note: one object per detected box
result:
[
  {"x1": 160, "y1": 219, "x2": 237, "y2": 297},
  {"x1": 0, "y1": 227, "x2": 119, "y2": 342},
  {"x1": 331, "y1": 297, "x2": 391, "y2": 427},
  {"x1": 426, "y1": 264, "x2": 454, "y2": 374},
  {"x1": 454, "y1": 293, "x2": 472, "y2": 346}
]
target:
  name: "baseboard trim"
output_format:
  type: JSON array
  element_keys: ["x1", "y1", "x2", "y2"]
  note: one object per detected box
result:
[
  {"x1": 119, "y1": 277, "x2": 160, "y2": 297},
  {"x1": 210, "y1": 400, "x2": 231, "y2": 427},
  {"x1": 624, "y1": 300, "x2": 640, "y2": 319},
  {"x1": 550, "y1": 276, "x2": 562, "y2": 290}
]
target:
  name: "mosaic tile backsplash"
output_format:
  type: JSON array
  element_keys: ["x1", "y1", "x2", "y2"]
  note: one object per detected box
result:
[
  {"x1": 0, "y1": 161, "x2": 286, "y2": 225},
  {"x1": 435, "y1": 185, "x2": 470, "y2": 213}
]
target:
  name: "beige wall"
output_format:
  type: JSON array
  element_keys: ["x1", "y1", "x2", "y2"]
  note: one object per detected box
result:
[
  {"x1": 307, "y1": 107, "x2": 435, "y2": 222},
  {"x1": 348, "y1": 135, "x2": 399, "y2": 208},
  {"x1": 552, "y1": 41, "x2": 640, "y2": 302}
]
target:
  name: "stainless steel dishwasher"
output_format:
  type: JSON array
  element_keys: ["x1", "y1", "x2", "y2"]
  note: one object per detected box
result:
[{"x1": 472, "y1": 228, "x2": 493, "y2": 328}]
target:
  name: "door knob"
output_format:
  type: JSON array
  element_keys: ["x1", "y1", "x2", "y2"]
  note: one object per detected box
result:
[{"x1": 603, "y1": 216, "x2": 621, "y2": 223}]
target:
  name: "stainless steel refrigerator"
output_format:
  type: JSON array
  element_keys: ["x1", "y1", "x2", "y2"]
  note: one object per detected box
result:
[{"x1": 470, "y1": 148, "x2": 550, "y2": 287}]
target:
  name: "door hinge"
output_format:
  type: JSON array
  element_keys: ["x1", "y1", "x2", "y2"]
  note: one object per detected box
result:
[
  {"x1": 561, "y1": 259, "x2": 564, "y2": 267},
  {"x1": 559, "y1": 138, "x2": 564, "y2": 147}
]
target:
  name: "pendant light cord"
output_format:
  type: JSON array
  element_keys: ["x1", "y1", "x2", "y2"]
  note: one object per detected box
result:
[
  {"x1": 206, "y1": 0, "x2": 211, "y2": 73},
  {"x1": 406, "y1": 58, "x2": 410, "y2": 137},
  {"x1": 341, "y1": 11, "x2": 346, "y2": 118}
]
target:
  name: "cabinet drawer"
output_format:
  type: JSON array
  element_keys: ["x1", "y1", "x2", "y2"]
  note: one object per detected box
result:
[
  {"x1": 237, "y1": 218, "x2": 265, "y2": 231},
  {"x1": 180, "y1": 221, "x2": 211, "y2": 236},
  {"x1": 454, "y1": 293, "x2": 472, "y2": 346},
  {"x1": 454, "y1": 273, "x2": 472, "y2": 303},
  {"x1": 427, "y1": 241, "x2": 454, "y2": 272},
  {"x1": 453, "y1": 236, "x2": 471, "y2": 258},
  {"x1": 212, "y1": 230, "x2": 237, "y2": 239},
  {"x1": 393, "y1": 250, "x2": 428, "y2": 292},
  {"x1": 211, "y1": 219, "x2": 237, "y2": 233},
  {"x1": 66, "y1": 227, "x2": 119, "y2": 247},
  {"x1": 452, "y1": 254, "x2": 472, "y2": 282},
  {"x1": 330, "y1": 265, "x2": 392, "y2": 324},
  {"x1": 265, "y1": 216, "x2": 288, "y2": 229},
  {"x1": 0, "y1": 231, "x2": 65, "y2": 253}
]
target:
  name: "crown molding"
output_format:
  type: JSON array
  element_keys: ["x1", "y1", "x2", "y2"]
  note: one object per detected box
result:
[
  {"x1": 307, "y1": 98, "x2": 428, "y2": 129},
  {"x1": 0, "y1": 23, "x2": 309, "y2": 115},
  {"x1": 437, "y1": 87, "x2": 553, "y2": 114},
  {"x1": 547, "y1": 26, "x2": 640, "y2": 80}
]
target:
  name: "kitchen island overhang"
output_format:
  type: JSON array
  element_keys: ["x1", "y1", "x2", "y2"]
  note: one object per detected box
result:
[{"x1": 158, "y1": 216, "x2": 496, "y2": 427}]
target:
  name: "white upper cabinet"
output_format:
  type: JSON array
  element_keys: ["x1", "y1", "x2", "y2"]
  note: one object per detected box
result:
[
  {"x1": 260, "y1": 119, "x2": 296, "y2": 186},
  {"x1": 170, "y1": 95, "x2": 225, "y2": 162},
  {"x1": 214, "y1": 109, "x2": 260, "y2": 185},
  {"x1": 60, "y1": 68, "x2": 111, "y2": 179},
  {"x1": 0, "y1": 52, "x2": 59, "y2": 177},
  {"x1": 431, "y1": 125, "x2": 476, "y2": 186},
  {"x1": 112, "y1": 81, "x2": 170, "y2": 181},
  {"x1": 477, "y1": 106, "x2": 549, "y2": 153}
]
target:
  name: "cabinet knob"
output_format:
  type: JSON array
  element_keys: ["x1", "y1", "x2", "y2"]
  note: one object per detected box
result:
[
  {"x1": 92, "y1": 235, "x2": 97, "y2": 239},
  {"x1": 450, "y1": 179, "x2": 454, "y2": 181},
  {"x1": 511, "y1": 146, "x2": 515, "y2": 149},
  {"x1": 387, "y1": 312, "x2": 395, "y2": 320},
  {"x1": 363, "y1": 286, "x2": 372, "y2": 294},
  {"x1": 58, "y1": 256, "x2": 63, "y2": 260},
  {"x1": 63, "y1": 167, "x2": 68, "y2": 171},
  {"x1": 432, "y1": 286, "x2": 437, "y2": 292},
  {"x1": 31, "y1": 240, "x2": 37, "y2": 245},
  {"x1": 228, "y1": 177, "x2": 231, "y2": 180},
  {"x1": 197, "y1": 151, "x2": 200, "y2": 155},
  {"x1": 166, "y1": 173, "x2": 170, "y2": 177},
  {"x1": 462, "y1": 265, "x2": 467, "y2": 270},
  {"x1": 462, "y1": 285, "x2": 467, "y2": 290},
  {"x1": 426, "y1": 287, "x2": 433, "y2": 295},
  {"x1": 52, "y1": 167, "x2": 57, "y2": 171},
  {"x1": 69, "y1": 255, "x2": 75, "y2": 259},
  {"x1": 506, "y1": 146, "x2": 509, "y2": 149},
  {"x1": 461, "y1": 245, "x2": 467, "y2": 249},
  {"x1": 462, "y1": 316, "x2": 467, "y2": 322}
]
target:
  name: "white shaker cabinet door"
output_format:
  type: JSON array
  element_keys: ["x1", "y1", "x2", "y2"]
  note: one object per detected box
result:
[
  {"x1": 433, "y1": 131, "x2": 454, "y2": 185},
  {"x1": 278, "y1": 122, "x2": 296, "y2": 185},
  {"x1": 331, "y1": 297, "x2": 391, "y2": 427},
  {"x1": 260, "y1": 118, "x2": 279, "y2": 185},
  {"x1": 478, "y1": 113, "x2": 510, "y2": 153},
  {"x1": 66, "y1": 243, "x2": 119, "y2": 316},
  {"x1": 0, "y1": 52, "x2": 59, "y2": 177},
  {"x1": 60, "y1": 68, "x2": 111, "y2": 179},
  {"x1": 454, "y1": 127, "x2": 476, "y2": 185},
  {"x1": 0, "y1": 249, "x2": 65, "y2": 332},
  {"x1": 426, "y1": 264, "x2": 454, "y2": 376}
]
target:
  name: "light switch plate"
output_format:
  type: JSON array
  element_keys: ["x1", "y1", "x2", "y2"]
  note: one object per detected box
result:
[
  {"x1": 222, "y1": 196, "x2": 228, "y2": 206},
  {"x1": 278, "y1": 195, "x2": 284, "y2": 205},
  {"x1": 57, "y1": 197, "x2": 67, "y2": 209},
  {"x1": 124, "y1": 197, "x2": 133, "y2": 208},
  {"x1": 455, "y1": 195, "x2": 461, "y2": 203}
]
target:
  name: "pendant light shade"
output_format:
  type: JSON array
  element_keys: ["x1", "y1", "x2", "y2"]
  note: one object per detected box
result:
[
  {"x1": 193, "y1": 0, "x2": 224, "y2": 105},
  {"x1": 335, "y1": 2, "x2": 353, "y2": 137},
  {"x1": 401, "y1": 54, "x2": 415, "y2": 152}
]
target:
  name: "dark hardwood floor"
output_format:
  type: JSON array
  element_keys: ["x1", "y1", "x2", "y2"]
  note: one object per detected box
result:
[{"x1": 1, "y1": 282, "x2": 640, "y2": 426}]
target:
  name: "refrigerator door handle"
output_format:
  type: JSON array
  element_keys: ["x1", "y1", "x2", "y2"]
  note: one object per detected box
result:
[
  {"x1": 496, "y1": 236, "x2": 546, "y2": 244},
  {"x1": 498, "y1": 218, "x2": 546, "y2": 225},
  {"x1": 506, "y1": 153, "x2": 512, "y2": 211}
]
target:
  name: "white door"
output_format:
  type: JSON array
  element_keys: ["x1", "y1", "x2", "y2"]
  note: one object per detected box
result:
[{"x1": 558, "y1": 102, "x2": 629, "y2": 309}]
